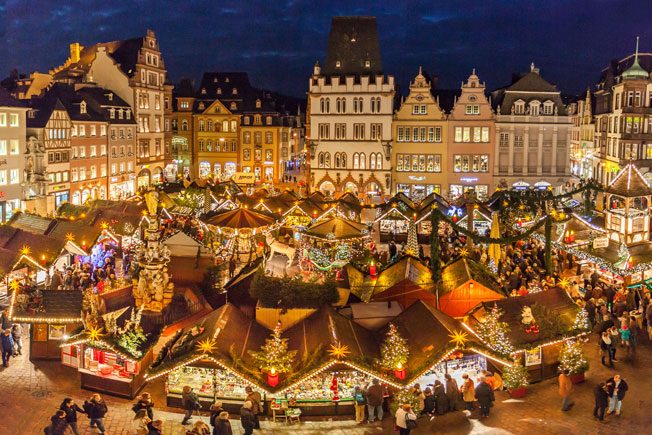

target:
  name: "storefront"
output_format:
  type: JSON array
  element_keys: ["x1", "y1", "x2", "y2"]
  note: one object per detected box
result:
[
  {"x1": 137, "y1": 168, "x2": 151, "y2": 189},
  {"x1": 450, "y1": 183, "x2": 489, "y2": 200},
  {"x1": 109, "y1": 175, "x2": 135, "y2": 200},
  {"x1": 415, "y1": 353, "x2": 487, "y2": 388}
]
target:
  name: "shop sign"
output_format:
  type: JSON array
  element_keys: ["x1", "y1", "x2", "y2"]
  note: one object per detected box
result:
[
  {"x1": 231, "y1": 172, "x2": 256, "y2": 185},
  {"x1": 593, "y1": 237, "x2": 609, "y2": 249},
  {"x1": 408, "y1": 175, "x2": 426, "y2": 181},
  {"x1": 525, "y1": 346, "x2": 542, "y2": 366},
  {"x1": 460, "y1": 177, "x2": 479, "y2": 183}
]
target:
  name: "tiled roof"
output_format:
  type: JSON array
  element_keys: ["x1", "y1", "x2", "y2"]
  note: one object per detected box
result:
[{"x1": 11, "y1": 290, "x2": 83, "y2": 322}]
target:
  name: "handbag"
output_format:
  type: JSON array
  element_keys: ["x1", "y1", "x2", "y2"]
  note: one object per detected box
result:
[{"x1": 405, "y1": 413, "x2": 417, "y2": 430}]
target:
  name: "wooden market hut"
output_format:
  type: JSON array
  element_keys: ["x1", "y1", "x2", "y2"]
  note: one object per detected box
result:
[
  {"x1": 439, "y1": 257, "x2": 505, "y2": 318},
  {"x1": 303, "y1": 216, "x2": 369, "y2": 241},
  {"x1": 466, "y1": 287, "x2": 589, "y2": 382},
  {"x1": 8, "y1": 288, "x2": 83, "y2": 360}
]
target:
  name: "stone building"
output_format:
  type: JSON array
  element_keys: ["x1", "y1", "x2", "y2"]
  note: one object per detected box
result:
[
  {"x1": 392, "y1": 68, "x2": 447, "y2": 198},
  {"x1": 567, "y1": 89, "x2": 596, "y2": 180},
  {"x1": 171, "y1": 78, "x2": 195, "y2": 178},
  {"x1": 446, "y1": 70, "x2": 495, "y2": 198},
  {"x1": 307, "y1": 16, "x2": 395, "y2": 197},
  {"x1": 0, "y1": 88, "x2": 28, "y2": 221},
  {"x1": 593, "y1": 38, "x2": 652, "y2": 186},
  {"x1": 491, "y1": 63, "x2": 571, "y2": 191}
]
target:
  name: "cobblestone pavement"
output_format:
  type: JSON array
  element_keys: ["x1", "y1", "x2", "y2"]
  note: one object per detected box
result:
[{"x1": 1, "y1": 333, "x2": 652, "y2": 434}]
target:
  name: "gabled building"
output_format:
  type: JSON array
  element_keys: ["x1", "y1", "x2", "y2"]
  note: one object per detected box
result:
[
  {"x1": 0, "y1": 88, "x2": 28, "y2": 221},
  {"x1": 171, "y1": 78, "x2": 195, "y2": 178},
  {"x1": 492, "y1": 63, "x2": 571, "y2": 191},
  {"x1": 447, "y1": 70, "x2": 495, "y2": 198},
  {"x1": 50, "y1": 30, "x2": 167, "y2": 188},
  {"x1": 593, "y1": 38, "x2": 652, "y2": 186},
  {"x1": 307, "y1": 16, "x2": 395, "y2": 198},
  {"x1": 392, "y1": 68, "x2": 447, "y2": 198}
]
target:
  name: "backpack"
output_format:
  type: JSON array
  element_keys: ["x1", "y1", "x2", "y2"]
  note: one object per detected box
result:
[{"x1": 355, "y1": 392, "x2": 366, "y2": 405}]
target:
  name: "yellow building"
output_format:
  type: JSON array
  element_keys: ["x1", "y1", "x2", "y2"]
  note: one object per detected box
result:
[
  {"x1": 240, "y1": 113, "x2": 290, "y2": 184},
  {"x1": 392, "y1": 68, "x2": 448, "y2": 197},
  {"x1": 194, "y1": 99, "x2": 239, "y2": 180}
]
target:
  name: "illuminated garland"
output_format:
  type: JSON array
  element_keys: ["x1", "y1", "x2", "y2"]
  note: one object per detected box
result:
[
  {"x1": 379, "y1": 323, "x2": 409, "y2": 370},
  {"x1": 475, "y1": 305, "x2": 515, "y2": 358},
  {"x1": 558, "y1": 340, "x2": 589, "y2": 375}
]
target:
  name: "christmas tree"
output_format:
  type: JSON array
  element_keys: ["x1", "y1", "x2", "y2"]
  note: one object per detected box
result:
[
  {"x1": 249, "y1": 322, "x2": 297, "y2": 373},
  {"x1": 476, "y1": 305, "x2": 515, "y2": 357},
  {"x1": 571, "y1": 308, "x2": 590, "y2": 332},
  {"x1": 379, "y1": 323, "x2": 409, "y2": 370},
  {"x1": 558, "y1": 340, "x2": 589, "y2": 375},
  {"x1": 503, "y1": 363, "x2": 529, "y2": 389},
  {"x1": 404, "y1": 222, "x2": 419, "y2": 257},
  {"x1": 389, "y1": 388, "x2": 421, "y2": 415}
]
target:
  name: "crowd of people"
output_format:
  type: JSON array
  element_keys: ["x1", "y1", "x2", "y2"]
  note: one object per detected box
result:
[{"x1": 0, "y1": 317, "x2": 23, "y2": 368}]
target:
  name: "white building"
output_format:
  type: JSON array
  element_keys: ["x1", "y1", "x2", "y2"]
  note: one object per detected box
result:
[
  {"x1": 307, "y1": 16, "x2": 395, "y2": 198},
  {"x1": 0, "y1": 88, "x2": 28, "y2": 221}
]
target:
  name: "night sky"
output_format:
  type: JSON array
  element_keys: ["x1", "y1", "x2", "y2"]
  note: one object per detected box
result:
[{"x1": 1, "y1": 0, "x2": 651, "y2": 98}]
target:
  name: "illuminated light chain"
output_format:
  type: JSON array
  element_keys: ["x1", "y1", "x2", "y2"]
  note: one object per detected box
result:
[
  {"x1": 59, "y1": 336, "x2": 139, "y2": 363},
  {"x1": 8, "y1": 286, "x2": 82, "y2": 323},
  {"x1": 374, "y1": 207, "x2": 413, "y2": 224},
  {"x1": 511, "y1": 333, "x2": 589, "y2": 354}
]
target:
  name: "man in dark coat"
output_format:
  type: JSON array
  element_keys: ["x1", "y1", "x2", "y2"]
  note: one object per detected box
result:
[
  {"x1": 444, "y1": 374, "x2": 460, "y2": 411},
  {"x1": 593, "y1": 382, "x2": 609, "y2": 421},
  {"x1": 240, "y1": 401, "x2": 255, "y2": 435},
  {"x1": 365, "y1": 378, "x2": 385, "y2": 422},
  {"x1": 1, "y1": 329, "x2": 14, "y2": 367},
  {"x1": 433, "y1": 380, "x2": 448, "y2": 415},
  {"x1": 83, "y1": 394, "x2": 108, "y2": 434},
  {"x1": 60, "y1": 398, "x2": 85, "y2": 435},
  {"x1": 475, "y1": 377, "x2": 495, "y2": 418},
  {"x1": 606, "y1": 375, "x2": 629, "y2": 416}
]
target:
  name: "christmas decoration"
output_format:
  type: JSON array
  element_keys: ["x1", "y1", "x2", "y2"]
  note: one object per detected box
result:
[
  {"x1": 330, "y1": 375, "x2": 339, "y2": 401},
  {"x1": 558, "y1": 340, "x2": 589, "y2": 376},
  {"x1": 196, "y1": 337, "x2": 218, "y2": 355},
  {"x1": 571, "y1": 308, "x2": 590, "y2": 333},
  {"x1": 448, "y1": 330, "x2": 469, "y2": 348},
  {"x1": 328, "y1": 342, "x2": 350, "y2": 359},
  {"x1": 521, "y1": 306, "x2": 539, "y2": 334},
  {"x1": 390, "y1": 388, "x2": 421, "y2": 415},
  {"x1": 379, "y1": 323, "x2": 409, "y2": 371},
  {"x1": 403, "y1": 221, "x2": 419, "y2": 256},
  {"x1": 503, "y1": 363, "x2": 530, "y2": 390},
  {"x1": 249, "y1": 322, "x2": 297, "y2": 375},
  {"x1": 476, "y1": 305, "x2": 515, "y2": 357}
]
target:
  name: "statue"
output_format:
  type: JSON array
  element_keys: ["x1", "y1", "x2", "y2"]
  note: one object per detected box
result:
[{"x1": 144, "y1": 189, "x2": 159, "y2": 216}]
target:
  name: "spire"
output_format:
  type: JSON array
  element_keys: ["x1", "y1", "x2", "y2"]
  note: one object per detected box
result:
[{"x1": 622, "y1": 36, "x2": 649, "y2": 79}]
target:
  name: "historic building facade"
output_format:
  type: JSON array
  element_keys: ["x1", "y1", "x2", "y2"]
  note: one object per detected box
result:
[
  {"x1": 392, "y1": 68, "x2": 447, "y2": 198},
  {"x1": 0, "y1": 88, "x2": 28, "y2": 221},
  {"x1": 307, "y1": 16, "x2": 395, "y2": 197},
  {"x1": 447, "y1": 70, "x2": 495, "y2": 198},
  {"x1": 171, "y1": 79, "x2": 195, "y2": 178},
  {"x1": 492, "y1": 63, "x2": 572, "y2": 191},
  {"x1": 567, "y1": 89, "x2": 595, "y2": 180},
  {"x1": 593, "y1": 39, "x2": 652, "y2": 186}
]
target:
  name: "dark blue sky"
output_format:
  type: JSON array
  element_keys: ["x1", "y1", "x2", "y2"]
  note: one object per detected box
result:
[{"x1": 1, "y1": 0, "x2": 651, "y2": 98}]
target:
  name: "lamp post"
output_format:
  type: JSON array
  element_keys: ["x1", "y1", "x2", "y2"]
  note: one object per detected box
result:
[{"x1": 305, "y1": 139, "x2": 318, "y2": 195}]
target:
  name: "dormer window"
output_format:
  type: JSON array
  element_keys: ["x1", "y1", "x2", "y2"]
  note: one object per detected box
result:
[
  {"x1": 109, "y1": 108, "x2": 115, "y2": 119},
  {"x1": 201, "y1": 88, "x2": 206, "y2": 94},
  {"x1": 28, "y1": 110, "x2": 35, "y2": 119},
  {"x1": 244, "y1": 116, "x2": 250, "y2": 125},
  {"x1": 232, "y1": 88, "x2": 238, "y2": 95},
  {"x1": 336, "y1": 61, "x2": 341, "y2": 68},
  {"x1": 468, "y1": 95, "x2": 476, "y2": 102},
  {"x1": 213, "y1": 77, "x2": 218, "y2": 83},
  {"x1": 225, "y1": 77, "x2": 230, "y2": 83},
  {"x1": 230, "y1": 102, "x2": 237, "y2": 110},
  {"x1": 80, "y1": 101, "x2": 87, "y2": 114},
  {"x1": 198, "y1": 102, "x2": 205, "y2": 110},
  {"x1": 365, "y1": 60, "x2": 370, "y2": 68},
  {"x1": 514, "y1": 100, "x2": 525, "y2": 115},
  {"x1": 217, "y1": 88, "x2": 222, "y2": 95},
  {"x1": 542, "y1": 101, "x2": 554, "y2": 115},
  {"x1": 266, "y1": 116, "x2": 272, "y2": 125},
  {"x1": 107, "y1": 93, "x2": 113, "y2": 101},
  {"x1": 256, "y1": 99, "x2": 261, "y2": 108},
  {"x1": 529, "y1": 100, "x2": 541, "y2": 116},
  {"x1": 126, "y1": 110, "x2": 131, "y2": 119}
]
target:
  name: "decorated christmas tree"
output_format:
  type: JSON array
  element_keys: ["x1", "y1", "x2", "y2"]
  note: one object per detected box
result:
[
  {"x1": 558, "y1": 340, "x2": 589, "y2": 375},
  {"x1": 403, "y1": 222, "x2": 419, "y2": 257},
  {"x1": 571, "y1": 308, "x2": 590, "y2": 333},
  {"x1": 249, "y1": 322, "x2": 297, "y2": 374},
  {"x1": 476, "y1": 305, "x2": 515, "y2": 357},
  {"x1": 389, "y1": 388, "x2": 421, "y2": 415},
  {"x1": 503, "y1": 363, "x2": 529, "y2": 389},
  {"x1": 379, "y1": 323, "x2": 409, "y2": 370}
]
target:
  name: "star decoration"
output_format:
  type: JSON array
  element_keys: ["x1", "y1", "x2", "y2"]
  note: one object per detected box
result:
[
  {"x1": 100, "y1": 221, "x2": 109, "y2": 230},
  {"x1": 9, "y1": 280, "x2": 20, "y2": 292},
  {"x1": 328, "y1": 341, "x2": 350, "y2": 359},
  {"x1": 20, "y1": 245, "x2": 31, "y2": 256},
  {"x1": 448, "y1": 330, "x2": 469, "y2": 348},
  {"x1": 66, "y1": 233, "x2": 75, "y2": 242},
  {"x1": 459, "y1": 248, "x2": 469, "y2": 257},
  {"x1": 558, "y1": 277, "x2": 571, "y2": 289},
  {"x1": 196, "y1": 337, "x2": 217, "y2": 354},
  {"x1": 87, "y1": 326, "x2": 104, "y2": 342}
]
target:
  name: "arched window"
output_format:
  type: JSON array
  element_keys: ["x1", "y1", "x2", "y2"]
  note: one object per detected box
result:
[
  {"x1": 375, "y1": 98, "x2": 381, "y2": 113},
  {"x1": 318, "y1": 152, "x2": 324, "y2": 168},
  {"x1": 325, "y1": 98, "x2": 330, "y2": 113},
  {"x1": 358, "y1": 98, "x2": 363, "y2": 113},
  {"x1": 320, "y1": 98, "x2": 325, "y2": 113},
  {"x1": 341, "y1": 98, "x2": 346, "y2": 113},
  {"x1": 181, "y1": 120, "x2": 188, "y2": 131},
  {"x1": 353, "y1": 98, "x2": 358, "y2": 113},
  {"x1": 335, "y1": 153, "x2": 341, "y2": 168},
  {"x1": 359, "y1": 152, "x2": 366, "y2": 170},
  {"x1": 376, "y1": 153, "x2": 383, "y2": 170},
  {"x1": 341, "y1": 153, "x2": 347, "y2": 168},
  {"x1": 370, "y1": 153, "x2": 376, "y2": 170},
  {"x1": 529, "y1": 100, "x2": 540, "y2": 116},
  {"x1": 325, "y1": 152, "x2": 331, "y2": 168},
  {"x1": 223, "y1": 120, "x2": 229, "y2": 132},
  {"x1": 353, "y1": 153, "x2": 359, "y2": 169}
]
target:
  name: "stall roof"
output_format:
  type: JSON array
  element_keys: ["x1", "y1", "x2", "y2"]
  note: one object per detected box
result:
[
  {"x1": 467, "y1": 287, "x2": 584, "y2": 349},
  {"x1": 203, "y1": 208, "x2": 277, "y2": 229},
  {"x1": 0, "y1": 225, "x2": 66, "y2": 273},
  {"x1": 303, "y1": 216, "x2": 368, "y2": 240},
  {"x1": 605, "y1": 163, "x2": 652, "y2": 197},
  {"x1": 441, "y1": 257, "x2": 501, "y2": 296},
  {"x1": 9, "y1": 289, "x2": 83, "y2": 323}
]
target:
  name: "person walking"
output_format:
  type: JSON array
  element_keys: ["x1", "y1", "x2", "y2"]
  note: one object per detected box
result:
[
  {"x1": 244, "y1": 386, "x2": 262, "y2": 429},
  {"x1": 181, "y1": 385, "x2": 202, "y2": 425},
  {"x1": 394, "y1": 403, "x2": 417, "y2": 435},
  {"x1": 444, "y1": 373, "x2": 460, "y2": 411},
  {"x1": 475, "y1": 377, "x2": 495, "y2": 418},
  {"x1": 10, "y1": 324, "x2": 22, "y2": 356},
  {"x1": 83, "y1": 393, "x2": 108, "y2": 434},
  {"x1": 593, "y1": 382, "x2": 609, "y2": 422},
  {"x1": 353, "y1": 386, "x2": 366, "y2": 424},
  {"x1": 365, "y1": 378, "x2": 384, "y2": 423},
  {"x1": 600, "y1": 331, "x2": 614, "y2": 367},
  {"x1": 423, "y1": 388, "x2": 435, "y2": 417},
  {"x1": 606, "y1": 374, "x2": 629, "y2": 416},
  {"x1": 60, "y1": 398, "x2": 86, "y2": 435},
  {"x1": 133, "y1": 392, "x2": 154, "y2": 420},
  {"x1": 558, "y1": 369, "x2": 574, "y2": 411},
  {"x1": 212, "y1": 411, "x2": 232, "y2": 435},
  {"x1": 45, "y1": 410, "x2": 69, "y2": 435},
  {"x1": 460, "y1": 373, "x2": 475, "y2": 411},
  {"x1": 240, "y1": 401, "x2": 255, "y2": 435},
  {"x1": 1, "y1": 329, "x2": 14, "y2": 366}
]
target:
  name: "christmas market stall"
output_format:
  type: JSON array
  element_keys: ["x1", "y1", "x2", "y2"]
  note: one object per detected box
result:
[
  {"x1": 439, "y1": 256, "x2": 506, "y2": 318},
  {"x1": 299, "y1": 216, "x2": 371, "y2": 272},
  {"x1": 385, "y1": 300, "x2": 512, "y2": 389},
  {"x1": 7, "y1": 286, "x2": 83, "y2": 360},
  {"x1": 146, "y1": 304, "x2": 269, "y2": 413},
  {"x1": 60, "y1": 306, "x2": 158, "y2": 398},
  {"x1": 465, "y1": 286, "x2": 591, "y2": 382}
]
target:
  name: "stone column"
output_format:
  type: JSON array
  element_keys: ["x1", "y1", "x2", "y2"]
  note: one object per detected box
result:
[
  {"x1": 508, "y1": 126, "x2": 515, "y2": 176},
  {"x1": 537, "y1": 126, "x2": 544, "y2": 177},
  {"x1": 551, "y1": 127, "x2": 559, "y2": 176},
  {"x1": 523, "y1": 130, "x2": 530, "y2": 176},
  {"x1": 494, "y1": 127, "x2": 501, "y2": 175}
]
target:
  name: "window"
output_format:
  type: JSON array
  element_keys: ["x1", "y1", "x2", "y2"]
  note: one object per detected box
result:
[
  {"x1": 100, "y1": 125, "x2": 106, "y2": 136},
  {"x1": 481, "y1": 127, "x2": 490, "y2": 142},
  {"x1": 0, "y1": 140, "x2": 6, "y2": 156},
  {"x1": 254, "y1": 132, "x2": 262, "y2": 145},
  {"x1": 500, "y1": 132, "x2": 509, "y2": 147},
  {"x1": 335, "y1": 123, "x2": 346, "y2": 140},
  {"x1": 353, "y1": 153, "x2": 359, "y2": 169},
  {"x1": 79, "y1": 146, "x2": 86, "y2": 158},
  {"x1": 397, "y1": 127, "x2": 404, "y2": 142},
  {"x1": 100, "y1": 164, "x2": 107, "y2": 177},
  {"x1": 463, "y1": 127, "x2": 470, "y2": 142},
  {"x1": 90, "y1": 165, "x2": 97, "y2": 179},
  {"x1": 353, "y1": 123, "x2": 365, "y2": 140},
  {"x1": 90, "y1": 145, "x2": 97, "y2": 157},
  {"x1": 370, "y1": 123, "x2": 382, "y2": 140},
  {"x1": 465, "y1": 105, "x2": 479, "y2": 114},
  {"x1": 318, "y1": 123, "x2": 330, "y2": 139},
  {"x1": 542, "y1": 102, "x2": 554, "y2": 115},
  {"x1": 265, "y1": 132, "x2": 273, "y2": 144},
  {"x1": 9, "y1": 169, "x2": 19, "y2": 184},
  {"x1": 473, "y1": 128, "x2": 481, "y2": 143},
  {"x1": 0, "y1": 113, "x2": 5, "y2": 126},
  {"x1": 514, "y1": 101, "x2": 525, "y2": 115},
  {"x1": 514, "y1": 135, "x2": 524, "y2": 147},
  {"x1": 9, "y1": 139, "x2": 19, "y2": 155},
  {"x1": 90, "y1": 125, "x2": 96, "y2": 136},
  {"x1": 110, "y1": 164, "x2": 116, "y2": 176},
  {"x1": 79, "y1": 125, "x2": 85, "y2": 136},
  {"x1": 100, "y1": 145, "x2": 106, "y2": 156},
  {"x1": 79, "y1": 167, "x2": 86, "y2": 181},
  {"x1": 0, "y1": 170, "x2": 8, "y2": 185},
  {"x1": 181, "y1": 120, "x2": 189, "y2": 131},
  {"x1": 243, "y1": 132, "x2": 251, "y2": 144}
]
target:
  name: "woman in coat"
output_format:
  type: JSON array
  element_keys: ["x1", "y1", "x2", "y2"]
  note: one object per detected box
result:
[
  {"x1": 240, "y1": 401, "x2": 255, "y2": 435},
  {"x1": 460, "y1": 374, "x2": 475, "y2": 411},
  {"x1": 133, "y1": 392, "x2": 155, "y2": 420},
  {"x1": 474, "y1": 377, "x2": 495, "y2": 418},
  {"x1": 423, "y1": 388, "x2": 435, "y2": 416},
  {"x1": 433, "y1": 380, "x2": 448, "y2": 415},
  {"x1": 59, "y1": 398, "x2": 86, "y2": 435},
  {"x1": 444, "y1": 374, "x2": 460, "y2": 411},
  {"x1": 213, "y1": 411, "x2": 233, "y2": 435}
]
